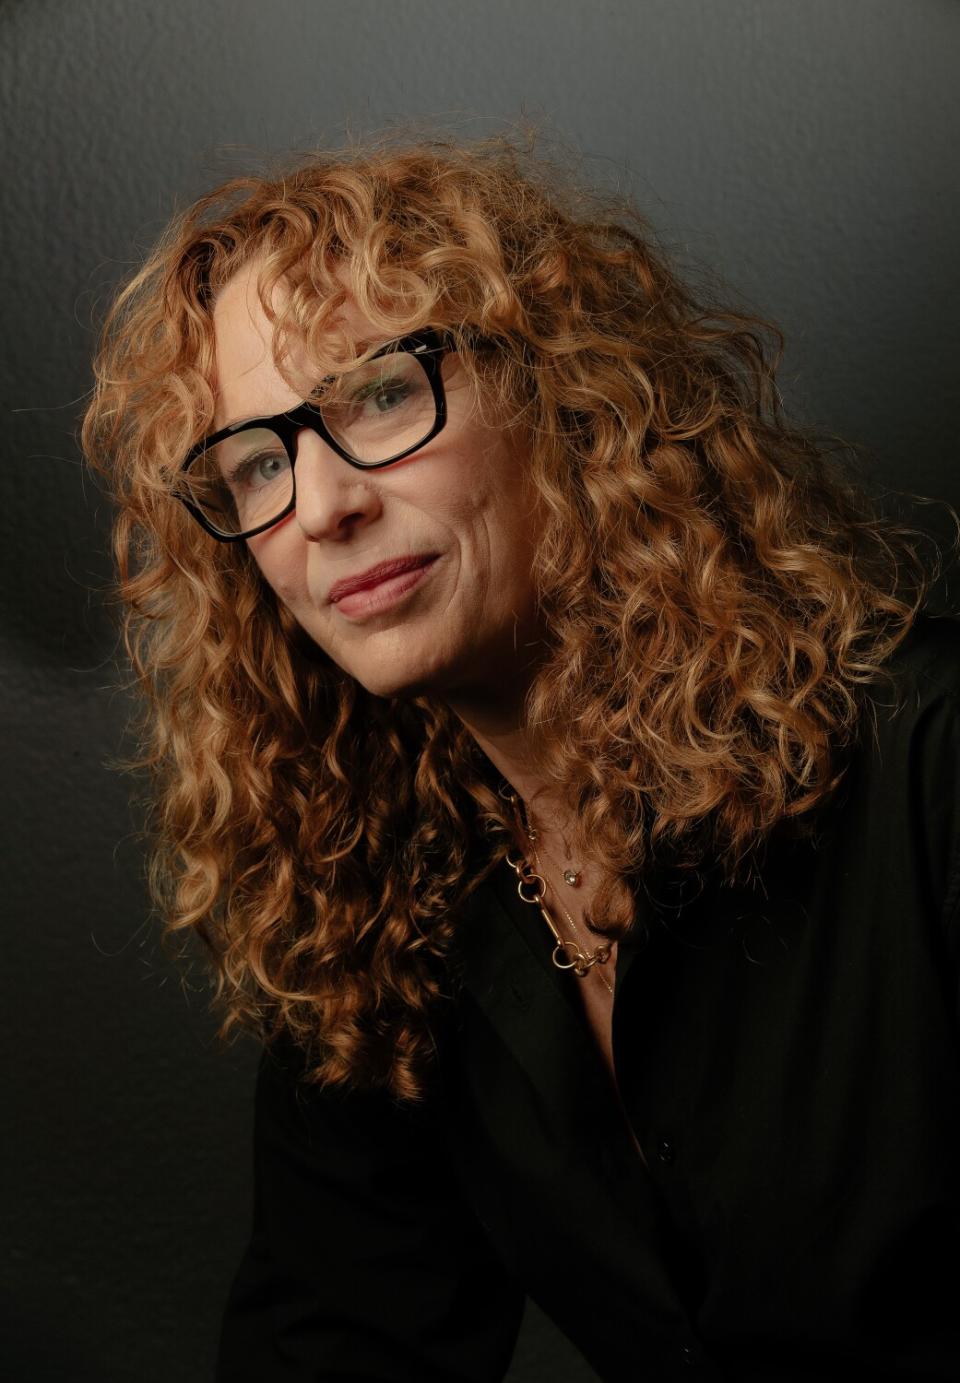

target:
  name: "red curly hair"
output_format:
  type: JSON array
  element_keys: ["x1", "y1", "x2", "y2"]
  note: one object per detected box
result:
[{"x1": 82, "y1": 128, "x2": 958, "y2": 1101}]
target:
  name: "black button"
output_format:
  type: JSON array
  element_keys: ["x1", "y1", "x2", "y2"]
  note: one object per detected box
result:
[
  {"x1": 509, "y1": 981, "x2": 529, "y2": 1010},
  {"x1": 657, "y1": 1137, "x2": 676, "y2": 1164},
  {"x1": 680, "y1": 1344, "x2": 701, "y2": 1365}
]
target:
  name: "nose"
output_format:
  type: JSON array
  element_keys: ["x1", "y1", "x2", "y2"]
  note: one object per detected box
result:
[{"x1": 290, "y1": 428, "x2": 382, "y2": 541}]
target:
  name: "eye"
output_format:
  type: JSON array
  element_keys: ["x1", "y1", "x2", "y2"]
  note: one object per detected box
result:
[
  {"x1": 350, "y1": 375, "x2": 413, "y2": 413},
  {"x1": 228, "y1": 448, "x2": 290, "y2": 489}
]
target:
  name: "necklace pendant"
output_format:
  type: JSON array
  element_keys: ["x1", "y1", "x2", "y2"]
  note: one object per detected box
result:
[{"x1": 563, "y1": 868, "x2": 581, "y2": 887}]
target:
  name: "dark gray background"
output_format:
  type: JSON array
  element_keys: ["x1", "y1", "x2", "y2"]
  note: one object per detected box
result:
[{"x1": 2, "y1": 2, "x2": 958, "y2": 1380}]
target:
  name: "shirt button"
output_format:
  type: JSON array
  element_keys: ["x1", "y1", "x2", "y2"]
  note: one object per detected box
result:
[
  {"x1": 680, "y1": 1344, "x2": 702, "y2": 1365},
  {"x1": 509, "y1": 981, "x2": 529, "y2": 1010},
  {"x1": 657, "y1": 1137, "x2": 676, "y2": 1165}
]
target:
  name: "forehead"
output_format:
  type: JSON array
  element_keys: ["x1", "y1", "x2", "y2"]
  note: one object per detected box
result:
[{"x1": 210, "y1": 261, "x2": 378, "y2": 429}]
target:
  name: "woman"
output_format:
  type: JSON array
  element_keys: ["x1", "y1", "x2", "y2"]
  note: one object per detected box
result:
[{"x1": 83, "y1": 133, "x2": 960, "y2": 1381}]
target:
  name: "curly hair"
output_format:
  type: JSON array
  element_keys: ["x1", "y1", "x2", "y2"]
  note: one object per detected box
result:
[{"x1": 82, "y1": 128, "x2": 959, "y2": 1102}]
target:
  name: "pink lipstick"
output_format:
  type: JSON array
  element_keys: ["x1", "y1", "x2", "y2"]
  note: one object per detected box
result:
[{"x1": 328, "y1": 554, "x2": 439, "y2": 619}]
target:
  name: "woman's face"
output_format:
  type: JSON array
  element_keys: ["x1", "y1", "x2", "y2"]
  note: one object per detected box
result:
[{"x1": 211, "y1": 263, "x2": 547, "y2": 705}]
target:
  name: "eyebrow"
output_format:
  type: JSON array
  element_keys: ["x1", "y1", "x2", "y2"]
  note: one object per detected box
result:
[
  {"x1": 216, "y1": 334, "x2": 407, "y2": 432},
  {"x1": 218, "y1": 403, "x2": 298, "y2": 433}
]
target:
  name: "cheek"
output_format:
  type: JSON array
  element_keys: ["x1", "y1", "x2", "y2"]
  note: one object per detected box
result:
[
  {"x1": 477, "y1": 477, "x2": 539, "y2": 569},
  {"x1": 246, "y1": 533, "x2": 303, "y2": 604}
]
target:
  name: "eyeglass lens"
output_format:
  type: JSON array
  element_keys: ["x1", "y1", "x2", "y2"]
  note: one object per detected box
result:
[{"x1": 180, "y1": 348, "x2": 438, "y2": 537}]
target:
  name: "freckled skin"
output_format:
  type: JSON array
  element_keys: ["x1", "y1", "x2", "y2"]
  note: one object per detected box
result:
[{"x1": 212, "y1": 263, "x2": 548, "y2": 705}]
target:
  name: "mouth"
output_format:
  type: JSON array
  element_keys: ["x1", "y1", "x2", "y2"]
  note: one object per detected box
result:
[{"x1": 328, "y1": 553, "x2": 440, "y2": 620}]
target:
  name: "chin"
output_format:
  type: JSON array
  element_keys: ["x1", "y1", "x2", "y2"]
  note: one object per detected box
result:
[
  {"x1": 339, "y1": 660, "x2": 434, "y2": 702},
  {"x1": 379, "y1": 674, "x2": 453, "y2": 702},
  {"x1": 350, "y1": 650, "x2": 463, "y2": 703}
]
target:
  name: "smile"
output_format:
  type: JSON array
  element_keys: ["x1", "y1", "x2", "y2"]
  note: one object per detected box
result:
[{"x1": 330, "y1": 555, "x2": 439, "y2": 620}]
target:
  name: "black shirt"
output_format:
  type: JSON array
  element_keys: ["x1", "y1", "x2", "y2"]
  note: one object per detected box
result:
[{"x1": 216, "y1": 612, "x2": 960, "y2": 1382}]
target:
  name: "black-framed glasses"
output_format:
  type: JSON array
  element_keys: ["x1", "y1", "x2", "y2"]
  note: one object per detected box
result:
[{"x1": 174, "y1": 327, "x2": 454, "y2": 542}]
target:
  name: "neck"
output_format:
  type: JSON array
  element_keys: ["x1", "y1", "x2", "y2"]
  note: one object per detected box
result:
[
  {"x1": 447, "y1": 685, "x2": 638, "y2": 935},
  {"x1": 448, "y1": 687, "x2": 575, "y2": 849}
]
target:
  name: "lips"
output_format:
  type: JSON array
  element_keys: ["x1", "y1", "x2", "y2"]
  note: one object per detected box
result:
[{"x1": 327, "y1": 554, "x2": 438, "y2": 603}]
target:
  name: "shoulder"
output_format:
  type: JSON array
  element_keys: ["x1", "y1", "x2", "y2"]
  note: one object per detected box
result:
[
  {"x1": 855, "y1": 613, "x2": 960, "y2": 773},
  {"x1": 845, "y1": 612, "x2": 960, "y2": 759},
  {"x1": 875, "y1": 610, "x2": 960, "y2": 705},
  {"x1": 845, "y1": 612, "x2": 960, "y2": 931}
]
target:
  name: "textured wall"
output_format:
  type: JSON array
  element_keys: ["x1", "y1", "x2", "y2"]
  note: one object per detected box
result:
[{"x1": 2, "y1": 2, "x2": 958, "y2": 1379}]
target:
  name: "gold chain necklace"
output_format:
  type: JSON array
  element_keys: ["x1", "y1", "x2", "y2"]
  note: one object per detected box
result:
[
  {"x1": 500, "y1": 786, "x2": 614, "y2": 986},
  {"x1": 533, "y1": 844, "x2": 615, "y2": 995}
]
